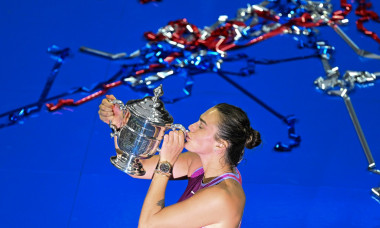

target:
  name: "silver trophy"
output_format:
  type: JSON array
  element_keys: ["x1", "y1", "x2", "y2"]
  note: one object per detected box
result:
[{"x1": 109, "y1": 84, "x2": 186, "y2": 176}]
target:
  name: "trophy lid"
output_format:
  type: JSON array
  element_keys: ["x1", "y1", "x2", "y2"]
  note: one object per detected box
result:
[{"x1": 126, "y1": 84, "x2": 174, "y2": 126}]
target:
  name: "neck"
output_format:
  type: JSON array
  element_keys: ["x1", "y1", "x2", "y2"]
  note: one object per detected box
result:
[{"x1": 199, "y1": 153, "x2": 233, "y2": 179}]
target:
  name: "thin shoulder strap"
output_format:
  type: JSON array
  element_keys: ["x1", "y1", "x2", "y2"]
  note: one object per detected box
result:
[
  {"x1": 190, "y1": 167, "x2": 204, "y2": 178},
  {"x1": 202, "y1": 168, "x2": 242, "y2": 188}
]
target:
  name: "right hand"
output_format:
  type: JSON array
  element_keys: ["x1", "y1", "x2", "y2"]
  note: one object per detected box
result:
[
  {"x1": 159, "y1": 130, "x2": 185, "y2": 166},
  {"x1": 98, "y1": 94, "x2": 124, "y2": 128}
]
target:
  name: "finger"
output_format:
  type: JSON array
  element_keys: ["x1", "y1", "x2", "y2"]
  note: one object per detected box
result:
[
  {"x1": 99, "y1": 103, "x2": 112, "y2": 113},
  {"x1": 101, "y1": 99, "x2": 113, "y2": 108},
  {"x1": 112, "y1": 104, "x2": 123, "y2": 116},
  {"x1": 98, "y1": 104, "x2": 114, "y2": 114},
  {"x1": 106, "y1": 94, "x2": 116, "y2": 100},
  {"x1": 176, "y1": 130, "x2": 184, "y2": 149},
  {"x1": 99, "y1": 104, "x2": 113, "y2": 112},
  {"x1": 178, "y1": 130, "x2": 185, "y2": 146},
  {"x1": 98, "y1": 110, "x2": 112, "y2": 118},
  {"x1": 168, "y1": 131, "x2": 175, "y2": 145},
  {"x1": 99, "y1": 111, "x2": 114, "y2": 117},
  {"x1": 173, "y1": 131, "x2": 179, "y2": 147},
  {"x1": 169, "y1": 131, "x2": 176, "y2": 148},
  {"x1": 162, "y1": 134, "x2": 169, "y2": 148},
  {"x1": 99, "y1": 115, "x2": 110, "y2": 123}
]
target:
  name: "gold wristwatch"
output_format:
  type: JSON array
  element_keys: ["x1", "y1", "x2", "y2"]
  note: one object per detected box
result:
[{"x1": 155, "y1": 161, "x2": 172, "y2": 177}]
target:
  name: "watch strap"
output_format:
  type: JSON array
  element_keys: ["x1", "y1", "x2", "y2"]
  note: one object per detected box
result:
[{"x1": 155, "y1": 160, "x2": 172, "y2": 177}]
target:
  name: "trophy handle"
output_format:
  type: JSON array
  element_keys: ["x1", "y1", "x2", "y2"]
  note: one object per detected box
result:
[
  {"x1": 110, "y1": 99, "x2": 128, "y2": 111},
  {"x1": 109, "y1": 120, "x2": 120, "y2": 138},
  {"x1": 170, "y1": 124, "x2": 187, "y2": 138},
  {"x1": 156, "y1": 124, "x2": 188, "y2": 153}
]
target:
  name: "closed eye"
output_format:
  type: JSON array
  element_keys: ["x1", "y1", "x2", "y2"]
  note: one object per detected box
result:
[{"x1": 199, "y1": 117, "x2": 207, "y2": 127}]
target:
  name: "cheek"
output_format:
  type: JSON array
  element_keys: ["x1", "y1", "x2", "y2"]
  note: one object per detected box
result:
[
  {"x1": 184, "y1": 140, "x2": 199, "y2": 153},
  {"x1": 187, "y1": 133, "x2": 215, "y2": 150}
]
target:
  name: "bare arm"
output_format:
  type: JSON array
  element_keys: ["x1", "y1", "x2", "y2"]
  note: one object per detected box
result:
[
  {"x1": 138, "y1": 130, "x2": 245, "y2": 228},
  {"x1": 138, "y1": 178, "x2": 244, "y2": 228}
]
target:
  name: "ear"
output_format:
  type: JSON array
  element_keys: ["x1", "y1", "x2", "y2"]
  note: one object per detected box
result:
[{"x1": 215, "y1": 139, "x2": 228, "y2": 151}]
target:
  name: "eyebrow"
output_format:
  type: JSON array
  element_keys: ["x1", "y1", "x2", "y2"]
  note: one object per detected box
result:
[{"x1": 200, "y1": 117, "x2": 207, "y2": 126}]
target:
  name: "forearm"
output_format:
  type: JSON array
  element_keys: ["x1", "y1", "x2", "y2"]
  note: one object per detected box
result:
[{"x1": 138, "y1": 173, "x2": 169, "y2": 228}]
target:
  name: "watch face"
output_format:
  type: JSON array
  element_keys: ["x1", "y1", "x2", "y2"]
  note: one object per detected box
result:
[{"x1": 159, "y1": 162, "x2": 171, "y2": 173}]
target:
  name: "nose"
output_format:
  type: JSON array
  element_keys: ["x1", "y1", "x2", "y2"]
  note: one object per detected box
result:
[{"x1": 188, "y1": 123, "x2": 196, "y2": 132}]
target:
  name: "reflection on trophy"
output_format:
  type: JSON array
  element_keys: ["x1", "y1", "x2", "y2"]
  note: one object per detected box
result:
[{"x1": 109, "y1": 84, "x2": 186, "y2": 176}]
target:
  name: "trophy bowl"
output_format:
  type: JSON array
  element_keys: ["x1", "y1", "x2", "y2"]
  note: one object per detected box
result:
[{"x1": 109, "y1": 85, "x2": 186, "y2": 176}]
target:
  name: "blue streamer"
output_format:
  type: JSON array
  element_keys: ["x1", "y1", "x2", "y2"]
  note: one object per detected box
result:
[{"x1": 0, "y1": 45, "x2": 70, "y2": 127}]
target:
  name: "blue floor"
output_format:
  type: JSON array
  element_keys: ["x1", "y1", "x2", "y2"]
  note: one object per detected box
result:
[{"x1": 1, "y1": 0, "x2": 380, "y2": 227}]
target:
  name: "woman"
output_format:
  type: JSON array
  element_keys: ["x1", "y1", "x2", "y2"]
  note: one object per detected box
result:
[{"x1": 99, "y1": 94, "x2": 261, "y2": 228}]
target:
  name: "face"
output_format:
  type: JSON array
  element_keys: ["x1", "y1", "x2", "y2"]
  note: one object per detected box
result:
[{"x1": 185, "y1": 108, "x2": 220, "y2": 154}]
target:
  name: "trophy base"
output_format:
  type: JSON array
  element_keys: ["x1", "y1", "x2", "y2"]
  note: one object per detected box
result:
[{"x1": 110, "y1": 155, "x2": 146, "y2": 176}]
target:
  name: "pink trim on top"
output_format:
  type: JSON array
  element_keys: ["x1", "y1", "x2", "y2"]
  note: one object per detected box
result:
[
  {"x1": 201, "y1": 167, "x2": 242, "y2": 188},
  {"x1": 191, "y1": 167, "x2": 204, "y2": 178}
]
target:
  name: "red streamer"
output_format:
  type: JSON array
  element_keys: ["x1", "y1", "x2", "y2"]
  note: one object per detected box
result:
[
  {"x1": 355, "y1": 0, "x2": 380, "y2": 43},
  {"x1": 46, "y1": 81, "x2": 122, "y2": 111},
  {"x1": 46, "y1": 0, "x2": 380, "y2": 111},
  {"x1": 333, "y1": 0, "x2": 380, "y2": 44}
]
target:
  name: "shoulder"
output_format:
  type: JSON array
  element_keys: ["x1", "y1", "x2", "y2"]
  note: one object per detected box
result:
[
  {"x1": 208, "y1": 180, "x2": 246, "y2": 207},
  {"x1": 194, "y1": 182, "x2": 245, "y2": 224},
  {"x1": 172, "y1": 152, "x2": 202, "y2": 179},
  {"x1": 197, "y1": 179, "x2": 245, "y2": 209},
  {"x1": 181, "y1": 151, "x2": 202, "y2": 176},
  {"x1": 151, "y1": 177, "x2": 245, "y2": 227}
]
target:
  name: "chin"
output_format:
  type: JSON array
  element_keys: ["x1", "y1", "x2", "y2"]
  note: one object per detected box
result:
[
  {"x1": 184, "y1": 142, "x2": 191, "y2": 151},
  {"x1": 184, "y1": 142, "x2": 196, "y2": 152}
]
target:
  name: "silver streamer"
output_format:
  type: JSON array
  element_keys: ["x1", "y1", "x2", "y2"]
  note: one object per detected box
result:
[
  {"x1": 314, "y1": 42, "x2": 380, "y2": 175},
  {"x1": 78, "y1": 0, "x2": 380, "y2": 196}
]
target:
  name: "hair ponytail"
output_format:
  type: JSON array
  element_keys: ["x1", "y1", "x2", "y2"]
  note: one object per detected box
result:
[
  {"x1": 245, "y1": 127, "x2": 261, "y2": 149},
  {"x1": 214, "y1": 103, "x2": 262, "y2": 166}
]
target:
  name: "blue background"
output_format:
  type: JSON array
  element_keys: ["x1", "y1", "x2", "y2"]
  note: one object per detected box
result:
[{"x1": 0, "y1": 0, "x2": 379, "y2": 227}]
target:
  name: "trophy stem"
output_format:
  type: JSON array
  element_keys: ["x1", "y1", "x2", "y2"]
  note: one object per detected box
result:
[{"x1": 110, "y1": 153, "x2": 146, "y2": 176}]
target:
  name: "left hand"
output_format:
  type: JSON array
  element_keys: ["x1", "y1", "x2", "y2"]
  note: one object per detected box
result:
[{"x1": 159, "y1": 130, "x2": 185, "y2": 165}]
